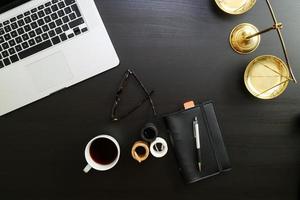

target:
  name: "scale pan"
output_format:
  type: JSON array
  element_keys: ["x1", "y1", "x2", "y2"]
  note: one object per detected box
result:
[
  {"x1": 244, "y1": 55, "x2": 290, "y2": 99},
  {"x1": 215, "y1": 0, "x2": 256, "y2": 15}
]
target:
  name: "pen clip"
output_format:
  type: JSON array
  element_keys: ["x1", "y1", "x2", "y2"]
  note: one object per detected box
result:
[{"x1": 193, "y1": 117, "x2": 197, "y2": 138}]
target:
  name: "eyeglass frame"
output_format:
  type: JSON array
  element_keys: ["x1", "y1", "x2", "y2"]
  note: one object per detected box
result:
[{"x1": 111, "y1": 69, "x2": 157, "y2": 121}]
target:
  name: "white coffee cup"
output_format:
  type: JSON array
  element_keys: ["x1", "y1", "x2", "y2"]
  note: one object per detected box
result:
[{"x1": 83, "y1": 135, "x2": 120, "y2": 173}]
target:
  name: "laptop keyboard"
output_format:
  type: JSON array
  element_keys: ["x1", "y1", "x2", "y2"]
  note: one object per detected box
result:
[{"x1": 0, "y1": 0, "x2": 88, "y2": 68}]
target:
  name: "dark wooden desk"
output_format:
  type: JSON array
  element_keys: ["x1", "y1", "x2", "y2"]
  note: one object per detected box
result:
[{"x1": 1, "y1": 0, "x2": 300, "y2": 199}]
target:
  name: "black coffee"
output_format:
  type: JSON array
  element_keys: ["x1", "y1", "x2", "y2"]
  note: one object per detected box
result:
[{"x1": 90, "y1": 138, "x2": 118, "y2": 165}]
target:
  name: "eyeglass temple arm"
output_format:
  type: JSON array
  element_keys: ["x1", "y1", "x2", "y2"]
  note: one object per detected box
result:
[
  {"x1": 112, "y1": 90, "x2": 155, "y2": 121},
  {"x1": 129, "y1": 69, "x2": 157, "y2": 116}
]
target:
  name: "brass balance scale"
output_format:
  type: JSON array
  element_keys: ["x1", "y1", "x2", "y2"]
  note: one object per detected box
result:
[{"x1": 215, "y1": 0, "x2": 297, "y2": 99}]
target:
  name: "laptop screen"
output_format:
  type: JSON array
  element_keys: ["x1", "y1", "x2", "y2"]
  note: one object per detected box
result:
[{"x1": 0, "y1": 0, "x2": 31, "y2": 14}]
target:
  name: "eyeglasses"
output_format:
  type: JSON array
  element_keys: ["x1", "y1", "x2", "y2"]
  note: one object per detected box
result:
[{"x1": 111, "y1": 69, "x2": 157, "y2": 121}]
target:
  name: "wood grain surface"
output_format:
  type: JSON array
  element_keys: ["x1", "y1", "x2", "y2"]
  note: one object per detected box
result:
[{"x1": 0, "y1": 0, "x2": 299, "y2": 199}]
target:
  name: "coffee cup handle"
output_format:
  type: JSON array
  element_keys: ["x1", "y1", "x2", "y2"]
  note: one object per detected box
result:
[{"x1": 83, "y1": 164, "x2": 92, "y2": 173}]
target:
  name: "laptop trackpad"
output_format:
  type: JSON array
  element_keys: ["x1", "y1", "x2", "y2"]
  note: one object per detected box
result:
[{"x1": 26, "y1": 52, "x2": 73, "y2": 92}]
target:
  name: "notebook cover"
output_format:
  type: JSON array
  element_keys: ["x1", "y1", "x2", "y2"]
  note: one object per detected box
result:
[{"x1": 164, "y1": 101, "x2": 231, "y2": 183}]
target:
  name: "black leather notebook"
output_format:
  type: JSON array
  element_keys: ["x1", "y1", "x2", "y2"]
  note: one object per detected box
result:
[{"x1": 164, "y1": 101, "x2": 231, "y2": 184}]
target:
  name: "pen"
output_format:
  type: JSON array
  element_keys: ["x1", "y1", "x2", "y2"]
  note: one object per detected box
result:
[{"x1": 193, "y1": 117, "x2": 202, "y2": 172}]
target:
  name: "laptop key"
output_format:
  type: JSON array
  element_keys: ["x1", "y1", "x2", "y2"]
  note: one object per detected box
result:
[
  {"x1": 55, "y1": 27, "x2": 62, "y2": 34},
  {"x1": 2, "y1": 50, "x2": 9, "y2": 58},
  {"x1": 69, "y1": 18, "x2": 84, "y2": 29},
  {"x1": 16, "y1": 36, "x2": 22, "y2": 44},
  {"x1": 64, "y1": 7, "x2": 71, "y2": 14},
  {"x1": 24, "y1": 25, "x2": 31, "y2": 32},
  {"x1": 49, "y1": 22, "x2": 56, "y2": 29},
  {"x1": 31, "y1": 13, "x2": 38, "y2": 21},
  {"x1": 29, "y1": 31, "x2": 36, "y2": 38},
  {"x1": 11, "y1": 22, "x2": 18, "y2": 30},
  {"x1": 24, "y1": 16, "x2": 31, "y2": 24},
  {"x1": 19, "y1": 40, "x2": 52, "y2": 59},
  {"x1": 10, "y1": 54, "x2": 19, "y2": 63},
  {"x1": 62, "y1": 16, "x2": 69, "y2": 23},
  {"x1": 3, "y1": 20, "x2": 9, "y2": 25},
  {"x1": 68, "y1": 33, "x2": 74, "y2": 38},
  {"x1": 58, "y1": 2, "x2": 66, "y2": 9},
  {"x1": 51, "y1": 5, "x2": 59, "y2": 12},
  {"x1": 48, "y1": 30, "x2": 56, "y2": 37},
  {"x1": 60, "y1": 33, "x2": 67, "y2": 41},
  {"x1": 73, "y1": 27, "x2": 80, "y2": 35},
  {"x1": 17, "y1": 14, "x2": 24, "y2": 19},
  {"x1": 81, "y1": 27, "x2": 88, "y2": 33},
  {"x1": 22, "y1": 41, "x2": 29, "y2": 49},
  {"x1": 9, "y1": 39, "x2": 16, "y2": 47},
  {"x1": 38, "y1": 5, "x2": 45, "y2": 10},
  {"x1": 17, "y1": 19, "x2": 25, "y2": 27},
  {"x1": 28, "y1": 39, "x2": 36, "y2": 46},
  {"x1": 31, "y1": 22, "x2": 38, "y2": 29},
  {"x1": 45, "y1": 7, "x2": 52, "y2": 15},
  {"x1": 69, "y1": 13, "x2": 76, "y2": 20},
  {"x1": 11, "y1": 31, "x2": 18, "y2": 38},
  {"x1": 0, "y1": 61, "x2": 4, "y2": 68},
  {"x1": 71, "y1": 4, "x2": 81, "y2": 17},
  {"x1": 4, "y1": 26, "x2": 11, "y2": 32},
  {"x1": 15, "y1": 45, "x2": 22, "y2": 52},
  {"x1": 65, "y1": 0, "x2": 75, "y2": 6},
  {"x1": 58, "y1": 10, "x2": 65, "y2": 17},
  {"x1": 31, "y1": 8, "x2": 37, "y2": 13},
  {"x1": 42, "y1": 33, "x2": 49, "y2": 40},
  {"x1": 36, "y1": 28, "x2": 42, "y2": 35},
  {"x1": 9, "y1": 48, "x2": 16, "y2": 55},
  {"x1": 22, "y1": 33, "x2": 29, "y2": 41},
  {"x1": 42, "y1": 25, "x2": 50, "y2": 32},
  {"x1": 2, "y1": 42, "x2": 9, "y2": 49},
  {"x1": 10, "y1": 17, "x2": 17, "y2": 22},
  {"x1": 35, "y1": 36, "x2": 42, "y2": 43},
  {"x1": 51, "y1": 13, "x2": 58, "y2": 20},
  {"x1": 37, "y1": 19, "x2": 45, "y2": 26},
  {"x1": 38, "y1": 11, "x2": 45, "y2": 18},
  {"x1": 51, "y1": 36, "x2": 60, "y2": 44},
  {"x1": 3, "y1": 58, "x2": 10, "y2": 66},
  {"x1": 55, "y1": 19, "x2": 63, "y2": 26},
  {"x1": 17, "y1": 27, "x2": 25, "y2": 35},
  {"x1": 4, "y1": 34, "x2": 11, "y2": 41},
  {"x1": 62, "y1": 24, "x2": 69, "y2": 31},
  {"x1": 44, "y1": 16, "x2": 51, "y2": 23}
]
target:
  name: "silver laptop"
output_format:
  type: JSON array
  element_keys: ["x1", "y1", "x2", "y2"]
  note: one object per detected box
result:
[{"x1": 0, "y1": 0, "x2": 119, "y2": 116}]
